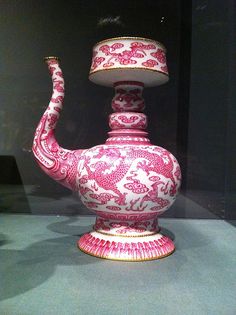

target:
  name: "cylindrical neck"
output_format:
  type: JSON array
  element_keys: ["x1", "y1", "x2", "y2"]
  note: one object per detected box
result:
[
  {"x1": 106, "y1": 81, "x2": 151, "y2": 145},
  {"x1": 112, "y1": 81, "x2": 145, "y2": 112}
]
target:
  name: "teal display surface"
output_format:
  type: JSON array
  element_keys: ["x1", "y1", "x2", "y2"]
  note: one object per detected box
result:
[{"x1": 1, "y1": 214, "x2": 236, "y2": 315}]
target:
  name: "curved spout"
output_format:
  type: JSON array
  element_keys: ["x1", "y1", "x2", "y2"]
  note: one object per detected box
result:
[{"x1": 32, "y1": 57, "x2": 83, "y2": 191}]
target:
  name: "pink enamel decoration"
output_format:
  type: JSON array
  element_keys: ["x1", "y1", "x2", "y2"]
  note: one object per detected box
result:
[
  {"x1": 89, "y1": 37, "x2": 169, "y2": 87},
  {"x1": 32, "y1": 37, "x2": 181, "y2": 262}
]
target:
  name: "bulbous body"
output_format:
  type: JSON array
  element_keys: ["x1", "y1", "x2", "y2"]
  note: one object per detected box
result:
[
  {"x1": 77, "y1": 144, "x2": 180, "y2": 216},
  {"x1": 33, "y1": 37, "x2": 181, "y2": 261}
]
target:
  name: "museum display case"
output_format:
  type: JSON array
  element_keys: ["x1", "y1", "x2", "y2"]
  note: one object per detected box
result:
[{"x1": 0, "y1": 0, "x2": 235, "y2": 313}]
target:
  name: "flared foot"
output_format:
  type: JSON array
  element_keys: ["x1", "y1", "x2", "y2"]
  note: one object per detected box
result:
[{"x1": 78, "y1": 231, "x2": 174, "y2": 261}]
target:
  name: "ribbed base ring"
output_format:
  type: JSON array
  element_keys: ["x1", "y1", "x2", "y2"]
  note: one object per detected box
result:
[{"x1": 77, "y1": 231, "x2": 175, "y2": 262}]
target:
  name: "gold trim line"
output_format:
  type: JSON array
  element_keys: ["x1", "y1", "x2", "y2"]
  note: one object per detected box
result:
[{"x1": 93, "y1": 228, "x2": 161, "y2": 238}]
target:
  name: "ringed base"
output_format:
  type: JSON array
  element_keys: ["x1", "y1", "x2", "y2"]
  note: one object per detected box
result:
[{"x1": 78, "y1": 231, "x2": 175, "y2": 261}]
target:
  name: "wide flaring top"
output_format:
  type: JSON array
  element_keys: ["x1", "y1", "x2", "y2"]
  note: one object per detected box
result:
[{"x1": 89, "y1": 37, "x2": 169, "y2": 87}]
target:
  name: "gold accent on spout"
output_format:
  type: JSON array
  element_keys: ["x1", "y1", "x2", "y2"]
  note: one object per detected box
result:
[{"x1": 44, "y1": 56, "x2": 60, "y2": 62}]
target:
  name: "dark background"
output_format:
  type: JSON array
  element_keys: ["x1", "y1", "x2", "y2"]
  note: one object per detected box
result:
[{"x1": 0, "y1": 0, "x2": 235, "y2": 220}]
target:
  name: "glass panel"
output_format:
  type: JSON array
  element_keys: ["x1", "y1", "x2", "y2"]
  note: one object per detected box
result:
[{"x1": 0, "y1": 0, "x2": 235, "y2": 220}]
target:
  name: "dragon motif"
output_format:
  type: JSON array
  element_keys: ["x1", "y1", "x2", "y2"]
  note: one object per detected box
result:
[
  {"x1": 78, "y1": 146, "x2": 179, "y2": 209},
  {"x1": 82, "y1": 148, "x2": 129, "y2": 205}
]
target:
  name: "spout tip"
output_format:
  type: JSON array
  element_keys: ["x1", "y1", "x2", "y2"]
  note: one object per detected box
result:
[{"x1": 44, "y1": 56, "x2": 60, "y2": 63}]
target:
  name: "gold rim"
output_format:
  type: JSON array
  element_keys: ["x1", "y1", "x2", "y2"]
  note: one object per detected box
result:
[
  {"x1": 78, "y1": 243, "x2": 175, "y2": 262},
  {"x1": 89, "y1": 67, "x2": 169, "y2": 81},
  {"x1": 93, "y1": 36, "x2": 166, "y2": 51}
]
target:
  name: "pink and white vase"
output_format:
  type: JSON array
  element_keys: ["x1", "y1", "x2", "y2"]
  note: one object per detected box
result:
[{"x1": 32, "y1": 37, "x2": 181, "y2": 261}]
